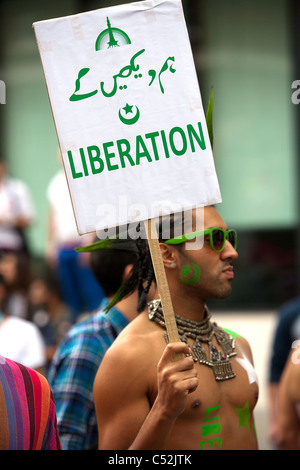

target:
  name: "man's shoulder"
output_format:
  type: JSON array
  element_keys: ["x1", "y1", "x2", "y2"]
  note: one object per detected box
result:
[
  {"x1": 54, "y1": 309, "x2": 118, "y2": 356},
  {"x1": 215, "y1": 324, "x2": 252, "y2": 355},
  {"x1": 103, "y1": 312, "x2": 160, "y2": 363},
  {"x1": 66, "y1": 307, "x2": 121, "y2": 336},
  {"x1": 279, "y1": 296, "x2": 300, "y2": 319},
  {"x1": 70, "y1": 310, "x2": 105, "y2": 332},
  {"x1": 59, "y1": 314, "x2": 98, "y2": 343},
  {"x1": 48, "y1": 310, "x2": 120, "y2": 384},
  {"x1": 1, "y1": 355, "x2": 52, "y2": 396},
  {"x1": 222, "y1": 327, "x2": 242, "y2": 339}
]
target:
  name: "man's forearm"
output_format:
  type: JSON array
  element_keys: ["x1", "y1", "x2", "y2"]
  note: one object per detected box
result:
[{"x1": 129, "y1": 398, "x2": 177, "y2": 450}]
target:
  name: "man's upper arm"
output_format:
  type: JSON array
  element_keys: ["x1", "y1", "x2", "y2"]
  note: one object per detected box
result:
[{"x1": 93, "y1": 343, "x2": 152, "y2": 450}]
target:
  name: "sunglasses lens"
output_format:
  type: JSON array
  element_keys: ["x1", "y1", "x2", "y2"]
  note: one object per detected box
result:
[
  {"x1": 212, "y1": 229, "x2": 225, "y2": 251},
  {"x1": 228, "y1": 230, "x2": 237, "y2": 249}
]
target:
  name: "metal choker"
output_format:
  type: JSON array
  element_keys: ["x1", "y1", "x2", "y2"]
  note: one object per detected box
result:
[{"x1": 148, "y1": 299, "x2": 236, "y2": 381}]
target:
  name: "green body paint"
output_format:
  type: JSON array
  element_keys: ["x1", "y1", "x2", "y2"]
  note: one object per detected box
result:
[
  {"x1": 200, "y1": 402, "x2": 254, "y2": 449},
  {"x1": 179, "y1": 262, "x2": 200, "y2": 285},
  {"x1": 223, "y1": 327, "x2": 241, "y2": 339},
  {"x1": 201, "y1": 422, "x2": 221, "y2": 437},
  {"x1": 199, "y1": 405, "x2": 222, "y2": 450},
  {"x1": 200, "y1": 438, "x2": 222, "y2": 450},
  {"x1": 235, "y1": 402, "x2": 251, "y2": 429}
]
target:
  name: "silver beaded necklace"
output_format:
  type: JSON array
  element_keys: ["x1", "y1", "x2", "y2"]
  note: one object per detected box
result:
[{"x1": 148, "y1": 299, "x2": 236, "y2": 381}]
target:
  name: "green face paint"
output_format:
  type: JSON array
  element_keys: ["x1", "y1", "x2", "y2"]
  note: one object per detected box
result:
[{"x1": 179, "y1": 262, "x2": 200, "y2": 285}]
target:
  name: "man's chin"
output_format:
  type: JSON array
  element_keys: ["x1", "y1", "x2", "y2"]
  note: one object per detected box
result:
[{"x1": 212, "y1": 284, "x2": 233, "y2": 300}]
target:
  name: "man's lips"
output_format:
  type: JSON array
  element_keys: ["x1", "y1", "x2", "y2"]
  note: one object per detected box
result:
[{"x1": 222, "y1": 266, "x2": 234, "y2": 279}]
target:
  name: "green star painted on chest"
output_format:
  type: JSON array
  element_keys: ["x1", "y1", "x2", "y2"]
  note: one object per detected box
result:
[{"x1": 235, "y1": 402, "x2": 251, "y2": 429}]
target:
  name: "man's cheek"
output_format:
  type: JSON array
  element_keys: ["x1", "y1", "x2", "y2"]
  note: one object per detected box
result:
[{"x1": 179, "y1": 262, "x2": 201, "y2": 285}]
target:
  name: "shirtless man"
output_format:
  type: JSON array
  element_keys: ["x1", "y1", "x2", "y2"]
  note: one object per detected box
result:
[{"x1": 93, "y1": 206, "x2": 259, "y2": 450}]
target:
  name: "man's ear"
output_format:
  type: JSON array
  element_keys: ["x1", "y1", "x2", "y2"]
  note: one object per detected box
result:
[
  {"x1": 159, "y1": 243, "x2": 178, "y2": 270},
  {"x1": 122, "y1": 264, "x2": 134, "y2": 281}
]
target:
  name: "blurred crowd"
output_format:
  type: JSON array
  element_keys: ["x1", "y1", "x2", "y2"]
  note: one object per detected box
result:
[{"x1": 0, "y1": 155, "x2": 104, "y2": 376}]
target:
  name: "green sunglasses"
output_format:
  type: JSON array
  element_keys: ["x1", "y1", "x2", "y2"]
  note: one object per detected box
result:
[{"x1": 165, "y1": 227, "x2": 238, "y2": 253}]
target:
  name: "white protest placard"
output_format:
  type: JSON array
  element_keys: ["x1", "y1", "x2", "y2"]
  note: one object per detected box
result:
[{"x1": 33, "y1": 0, "x2": 221, "y2": 236}]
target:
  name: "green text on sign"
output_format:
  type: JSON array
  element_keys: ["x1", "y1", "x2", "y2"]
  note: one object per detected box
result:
[{"x1": 67, "y1": 121, "x2": 206, "y2": 179}]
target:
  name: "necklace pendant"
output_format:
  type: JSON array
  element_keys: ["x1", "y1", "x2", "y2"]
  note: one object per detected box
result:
[
  {"x1": 214, "y1": 325, "x2": 236, "y2": 357},
  {"x1": 191, "y1": 338, "x2": 208, "y2": 364},
  {"x1": 212, "y1": 362, "x2": 236, "y2": 381},
  {"x1": 209, "y1": 343, "x2": 236, "y2": 381}
]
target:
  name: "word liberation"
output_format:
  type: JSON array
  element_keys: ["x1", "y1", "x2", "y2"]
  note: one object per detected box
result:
[{"x1": 67, "y1": 121, "x2": 206, "y2": 179}]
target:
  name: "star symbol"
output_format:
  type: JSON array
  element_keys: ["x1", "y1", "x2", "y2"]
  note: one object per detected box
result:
[
  {"x1": 235, "y1": 402, "x2": 251, "y2": 429},
  {"x1": 123, "y1": 103, "x2": 133, "y2": 114},
  {"x1": 182, "y1": 265, "x2": 192, "y2": 277}
]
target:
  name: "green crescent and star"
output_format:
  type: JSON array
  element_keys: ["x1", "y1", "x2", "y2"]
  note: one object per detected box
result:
[
  {"x1": 179, "y1": 262, "x2": 201, "y2": 285},
  {"x1": 119, "y1": 103, "x2": 140, "y2": 125}
]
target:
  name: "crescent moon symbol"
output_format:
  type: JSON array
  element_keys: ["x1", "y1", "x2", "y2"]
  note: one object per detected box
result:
[{"x1": 118, "y1": 105, "x2": 140, "y2": 125}]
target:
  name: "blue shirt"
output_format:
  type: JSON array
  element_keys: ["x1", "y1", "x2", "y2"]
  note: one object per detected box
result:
[
  {"x1": 269, "y1": 296, "x2": 300, "y2": 383},
  {"x1": 48, "y1": 300, "x2": 129, "y2": 450}
]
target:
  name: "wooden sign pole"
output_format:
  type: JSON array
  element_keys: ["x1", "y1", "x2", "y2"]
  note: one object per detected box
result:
[{"x1": 144, "y1": 218, "x2": 180, "y2": 344}]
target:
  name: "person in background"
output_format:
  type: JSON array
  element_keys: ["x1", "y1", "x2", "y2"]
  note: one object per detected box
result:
[
  {"x1": 46, "y1": 155, "x2": 104, "y2": 321},
  {"x1": 27, "y1": 272, "x2": 72, "y2": 372},
  {"x1": 0, "y1": 274, "x2": 46, "y2": 374},
  {"x1": 268, "y1": 297, "x2": 300, "y2": 447},
  {"x1": 48, "y1": 241, "x2": 155, "y2": 450},
  {"x1": 0, "y1": 354, "x2": 61, "y2": 450},
  {"x1": 275, "y1": 340, "x2": 300, "y2": 450},
  {"x1": 0, "y1": 157, "x2": 35, "y2": 256},
  {"x1": 0, "y1": 252, "x2": 30, "y2": 319}
]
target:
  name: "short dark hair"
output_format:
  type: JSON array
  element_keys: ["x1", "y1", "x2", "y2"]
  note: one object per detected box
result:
[{"x1": 90, "y1": 250, "x2": 138, "y2": 298}]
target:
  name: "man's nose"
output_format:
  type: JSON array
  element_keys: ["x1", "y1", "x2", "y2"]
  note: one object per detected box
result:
[{"x1": 221, "y1": 239, "x2": 238, "y2": 260}]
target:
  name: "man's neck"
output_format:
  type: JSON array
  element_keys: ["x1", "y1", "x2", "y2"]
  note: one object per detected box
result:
[
  {"x1": 112, "y1": 292, "x2": 140, "y2": 323},
  {"x1": 165, "y1": 286, "x2": 206, "y2": 322}
]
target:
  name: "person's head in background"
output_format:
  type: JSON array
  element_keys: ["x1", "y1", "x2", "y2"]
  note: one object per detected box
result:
[{"x1": 90, "y1": 242, "x2": 156, "y2": 320}]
